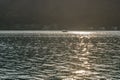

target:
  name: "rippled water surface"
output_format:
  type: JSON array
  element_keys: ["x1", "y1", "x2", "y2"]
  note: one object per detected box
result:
[{"x1": 0, "y1": 31, "x2": 120, "y2": 80}]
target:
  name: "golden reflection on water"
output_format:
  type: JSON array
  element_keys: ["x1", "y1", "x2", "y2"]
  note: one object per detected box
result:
[
  {"x1": 63, "y1": 32, "x2": 97, "y2": 80},
  {"x1": 69, "y1": 31, "x2": 93, "y2": 35},
  {"x1": 69, "y1": 31, "x2": 97, "y2": 38}
]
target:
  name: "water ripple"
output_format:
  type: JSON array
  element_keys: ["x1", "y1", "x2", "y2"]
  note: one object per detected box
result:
[{"x1": 0, "y1": 31, "x2": 120, "y2": 80}]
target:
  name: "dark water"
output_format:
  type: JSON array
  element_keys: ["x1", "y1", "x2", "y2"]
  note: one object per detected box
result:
[{"x1": 0, "y1": 31, "x2": 120, "y2": 80}]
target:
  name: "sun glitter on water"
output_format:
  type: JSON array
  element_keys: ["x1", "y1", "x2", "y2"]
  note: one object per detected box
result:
[{"x1": 68, "y1": 31, "x2": 93, "y2": 35}]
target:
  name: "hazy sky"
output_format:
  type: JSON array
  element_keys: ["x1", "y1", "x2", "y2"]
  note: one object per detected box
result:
[{"x1": 0, "y1": 0, "x2": 120, "y2": 26}]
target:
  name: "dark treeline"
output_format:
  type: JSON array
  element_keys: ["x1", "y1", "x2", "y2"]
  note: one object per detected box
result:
[{"x1": 0, "y1": 0, "x2": 120, "y2": 30}]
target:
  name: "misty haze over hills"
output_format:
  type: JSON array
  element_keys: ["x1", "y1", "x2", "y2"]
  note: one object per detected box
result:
[{"x1": 0, "y1": 0, "x2": 120, "y2": 30}]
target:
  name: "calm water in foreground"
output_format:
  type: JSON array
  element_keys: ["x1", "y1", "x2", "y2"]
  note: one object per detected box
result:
[{"x1": 0, "y1": 31, "x2": 120, "y2": 80}]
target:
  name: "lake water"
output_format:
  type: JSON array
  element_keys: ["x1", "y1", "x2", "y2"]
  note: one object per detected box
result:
[{"x1": 0, "y1": 31, "x2": 120, "y2": 80}]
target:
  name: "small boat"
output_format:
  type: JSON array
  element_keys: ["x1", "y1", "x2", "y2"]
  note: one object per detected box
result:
[{"x1": 62, "y1": 30, "x2": 68, "y2": 32}]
